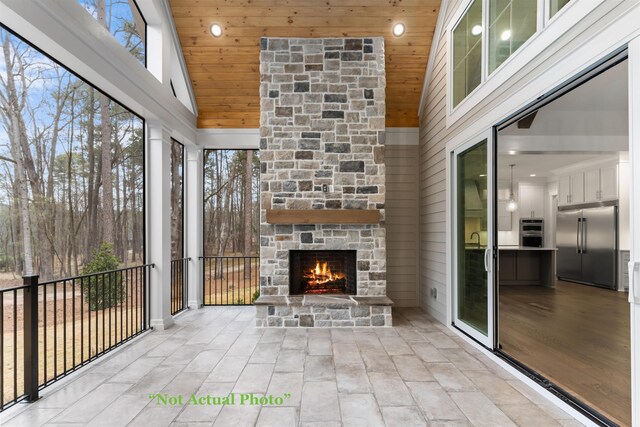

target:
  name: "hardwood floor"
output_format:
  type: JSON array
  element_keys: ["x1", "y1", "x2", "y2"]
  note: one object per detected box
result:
[{"x1": 499, "y1": 280, "x2": 631, "y2": 426}]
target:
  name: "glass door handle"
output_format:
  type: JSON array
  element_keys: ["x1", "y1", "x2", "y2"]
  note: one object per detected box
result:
[
  {"x1": 629, "y1": 261, "x2": 640, "y2": 304},
  {"x1": 484, "y1": 248, "x2": 491, "y2": 273}
]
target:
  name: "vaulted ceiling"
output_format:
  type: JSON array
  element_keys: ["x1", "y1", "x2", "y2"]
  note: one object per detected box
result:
[{"x1": 169, "y1": 0, "x2": 440, "y2": 128}]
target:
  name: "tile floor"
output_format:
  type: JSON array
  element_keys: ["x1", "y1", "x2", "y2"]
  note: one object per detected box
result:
[{"x1": 0, "y1": 307, "x2": 585, "y2": 426}]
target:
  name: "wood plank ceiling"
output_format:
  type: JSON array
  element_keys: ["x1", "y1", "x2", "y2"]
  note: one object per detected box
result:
[{"x1": 169, "y1": 0, "x2": 440, "y2": 128}]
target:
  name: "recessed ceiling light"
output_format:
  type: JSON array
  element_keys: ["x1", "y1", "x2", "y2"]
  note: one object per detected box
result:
[
  {"x1": 210, "y1": 23, "x2": 223, "y2": 37},
  {"x1": 501, "y1": 29, "x2": 511, "y2": 41},
  {"x1": 508, "y1": 150, "x2": 517, "y2": 155},
  {"x1": 471, "y1": 25, "x2": 483, "y2": 36},
  {"x1": 479, "y1": 174, "x2": 487, "y2": 177},
  {"x1": 530, "y1": 174, "x2": 536, "y2": 177},
  {"x1": 393, "y1": 22, "x2": 406, "y2": 37}
]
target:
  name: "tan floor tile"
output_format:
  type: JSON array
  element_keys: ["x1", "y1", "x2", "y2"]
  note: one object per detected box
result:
[
  {"x1": 368, "y1": 371, "x2": 414, "y2": 406},
  {"x1": 497, "y1": 403, "x2": 561, "y2": 427},
  {"x1": 427, "y1": 363, "x2": 477, "y2": 392},
  {"x1": 175, "y1": 382, "x2": 234, "y2": 423},
  {"x1": 267, "y1": 372, "x2": 303, "y2": 407},
  {"x1": 233, "y1": 363, "x2": 274, "y2": 394},
  {"x1": 275, "y1": 349, "x2": 306, "y2": 372},
  {"x1": 2, "y1": 307, "x2": 589, "y2": 427},
  {"x1": 406, "y1": 381, "x2": 466, "y2": 421},
  {"x1": 256, "y1": 407, "x2": 297, "y2": 427},
  {"x1": 339, "y1": 393, "x2": 384, "y2": 426},
  {"x1": 300, "y1": 381, "x2": 340, "y2": 423},
  {"x1": 379, "y1": 335, "x2": 414, "y2": 355},
  {"x1": 304, "y1": 355, "x2": 336, "y2": 381},
  {"x1": 381, "y1": 406, "x2": 428, "y2": 427},
  {"x1": 336, "y1": 363, "x2": 372, "y2": 394},
  {"x1": 50, "y1": 382, "x2": 132, "y2": 423},
  {"x1": 449, "y1": 392, "x2": 516, "y2": 426},
  {"x1": 392, "y1": 355, "x2": 435, "y2": 382}
]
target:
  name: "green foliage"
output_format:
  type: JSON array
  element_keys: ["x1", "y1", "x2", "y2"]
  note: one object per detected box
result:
[
  {"x1": 82, "y1": 242, "x2": 124, "y2": 311},
  {"x1": 235, "y1": 297, "x2": 245, "y2": 305},
  {"x1": 251, "y1": 288, "x2": 260, "y2": 304}
]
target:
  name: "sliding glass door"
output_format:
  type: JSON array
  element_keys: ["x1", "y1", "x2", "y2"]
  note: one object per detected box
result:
[{"x1": 452, "y1": 134, "x2": 495, "y2": 347}]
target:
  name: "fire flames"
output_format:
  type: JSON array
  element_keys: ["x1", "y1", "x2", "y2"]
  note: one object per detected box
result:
[{"x1": 303, "y1": 260, "x2": 345, "y2": 287}]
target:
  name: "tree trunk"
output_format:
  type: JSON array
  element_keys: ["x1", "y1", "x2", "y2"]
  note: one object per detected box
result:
[
  {"x1": 67, "y1": 92, "x2": 76, "y2": 276},
  {"x1": 130, "y1": 160, "x2": 138, "y2": 262},
  {"x1": 86, "y1": 89, "x2": 97, "y2": 260},
  {"x1": 115, "y1": 141, "x2": 123, "y2": 259},
  {"x1": 97, "y1": 0, "x2": 115, "y2": 246},
  {"x1": 1, "y1": 36, "x2": 34, "y2": 276},
  {"x1": 170, "y1": 141, "x2": 181, "y2": 260},
  {"x1": 8, "y1": 189, "x2": 21, "y2": 275}
]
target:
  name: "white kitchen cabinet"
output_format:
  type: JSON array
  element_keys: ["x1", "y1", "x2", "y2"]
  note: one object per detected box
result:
[
  {"x1": 518, "y1": 183, "x2": 545, "y2": 219},
  {"x1": 558, "y1": 172, "x2": 584, "y2": 206},
  {"x1": 571, "y1": 172, "x2": 584, "y2": 205},
  {"x1": 584, "y1": 169, "x2": 600, "y2": 203},
  {"x1": 584, "y1": 164, "x2": 618, "y2": 202},
  {"x1": 558, "y1": 175, "x2": 571, "y2": 206},
  {"x1": 600, "y1": 164, "x2": 618, "y2": 201}
]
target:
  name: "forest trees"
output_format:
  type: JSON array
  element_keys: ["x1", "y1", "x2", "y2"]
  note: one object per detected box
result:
[
  {"x1": 0, "y1": 18, "x2": 144, "y2": 286},
  {"x1": 203, "y1": 150, "x2": 260, "y2": 259}
]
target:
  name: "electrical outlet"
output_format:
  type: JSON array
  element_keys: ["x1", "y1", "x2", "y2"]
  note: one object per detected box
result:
[
  {"x1": 322, "y1": 184, "x2": 328, "y2": 193},
  {"x1": 430, "y1": 288, "x2": 438, "y2": 299}
]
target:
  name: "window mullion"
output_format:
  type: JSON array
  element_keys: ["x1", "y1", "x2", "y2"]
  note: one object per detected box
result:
[
  {"x1": 539, "y1": 0, "x2": 547, "y2": 31},
  {"x1": 482, "y1": 0, "x2": 489, "y2": 83}
]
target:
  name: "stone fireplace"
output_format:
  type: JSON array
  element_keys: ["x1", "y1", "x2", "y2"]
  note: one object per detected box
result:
[{"x1": 255, "y1": 37, "x2": 392, "y2": 327}]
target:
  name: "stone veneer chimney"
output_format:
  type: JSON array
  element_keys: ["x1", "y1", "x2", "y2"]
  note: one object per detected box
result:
[{"x1": 256, "y1": 37, "x2": 392, "y2": 327}]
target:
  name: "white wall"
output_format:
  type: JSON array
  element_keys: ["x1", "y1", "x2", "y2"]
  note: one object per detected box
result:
[
  {"x1": 418, "y1": 0, "x2": 640, "y2": 324},
  {"x1": 385, "y1": 129, "x2": 420, "y2": 307}
]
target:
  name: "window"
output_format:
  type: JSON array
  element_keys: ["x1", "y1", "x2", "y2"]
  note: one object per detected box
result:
[
  {"x1": 0, "y1": 25, "x2": 145, "y2": 284},
  {"x1": 450, "y1": 0, "x2": 576, "y2": 110},
  {"x1": 77, "y1": 0, "x2": 146, "y2": 65},
  {"x1": 452, "y1": 0, "x2": 483, "y2": 108},
  {"x1": 488, "y1": 0, "x2": 538, "y2": 74},
  {"x1": 549, "y1": 0, "x2": 571, "y2": 19}
]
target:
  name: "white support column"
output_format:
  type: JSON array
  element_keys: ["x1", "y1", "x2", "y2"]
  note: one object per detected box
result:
[
  {"x1": 629, "y1": 35, "x2": 640, "y2": 426},
  {"x1": 186, "y1": 147, "x2": 203, "y2": 309},
  {"x1": 147, "y1": 121, "x2": 174, "y2": 330}
]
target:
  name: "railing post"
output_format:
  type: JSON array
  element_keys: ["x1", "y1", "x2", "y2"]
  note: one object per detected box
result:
[{"x1": 23, "y1": 275, "x2": 39, "y2": 402}]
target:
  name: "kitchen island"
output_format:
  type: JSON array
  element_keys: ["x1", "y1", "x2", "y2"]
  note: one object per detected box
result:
[{"x1": 498, "y1": 246, "x2": 557, "y2": 287}]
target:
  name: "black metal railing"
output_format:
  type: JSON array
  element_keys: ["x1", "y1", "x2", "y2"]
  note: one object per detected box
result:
[
  {"x1": 201, "y1": 256, "x2": 259, "y2": 305},
  {"x1": 0, "y1": 264, "x2": 153, "y2": 411},
  {"x1": 170, "y1": 258, "x2": 190, "y2": 315},
  {"x1": 0, "y1": 282, "x2": 29, "y2": 410}
]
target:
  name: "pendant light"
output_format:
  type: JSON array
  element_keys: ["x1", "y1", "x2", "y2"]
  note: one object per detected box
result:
[{"x1": 506, "y1": 164, "x2": 518, "y2": 212}]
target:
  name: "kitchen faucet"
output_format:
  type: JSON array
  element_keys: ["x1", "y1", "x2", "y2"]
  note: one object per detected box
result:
[{"x1": 470, "y1": 232, "x2": 481, "y2": 248}]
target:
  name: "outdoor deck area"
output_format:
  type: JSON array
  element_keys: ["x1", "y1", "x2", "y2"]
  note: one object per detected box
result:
[{"x1": 0, "y1": 306, "x2": 581, "y2": 427}]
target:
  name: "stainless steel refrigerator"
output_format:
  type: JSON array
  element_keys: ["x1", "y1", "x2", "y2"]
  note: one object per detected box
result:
[{"x1": 556, "y1": 205, "x2": 617, "y2": 289}]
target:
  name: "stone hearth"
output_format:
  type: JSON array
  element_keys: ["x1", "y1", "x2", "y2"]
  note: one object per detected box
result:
[{"x1": 256, "y1": 37, "x2": 391, "y2": 327}]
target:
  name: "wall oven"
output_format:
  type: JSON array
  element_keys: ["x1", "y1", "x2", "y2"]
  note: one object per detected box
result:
[{"x1": 520, "y1": 219, "x2": 544, "y2": 247}]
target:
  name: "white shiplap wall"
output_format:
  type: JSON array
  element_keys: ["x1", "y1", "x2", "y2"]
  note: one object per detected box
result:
[
  {"x1": 418, "y1": 0, "x2": 460, "y2": 323},
  {"x1": 418, "y1": 0, "x2": 637, "y2": 324},
  {"x1": 385, "y1": 129, "x2": 419, "y2": 307}
]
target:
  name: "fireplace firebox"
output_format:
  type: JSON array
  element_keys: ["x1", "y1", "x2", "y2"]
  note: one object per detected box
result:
[{"x1": 289, "y1": 250, "x2": 357, "y2": 295}]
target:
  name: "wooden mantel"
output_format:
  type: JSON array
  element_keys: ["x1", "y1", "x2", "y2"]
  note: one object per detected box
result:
[{"x1": 266, "y1": 209, "x2": 381, "y2": 225}]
